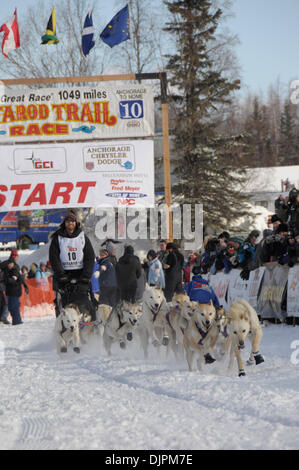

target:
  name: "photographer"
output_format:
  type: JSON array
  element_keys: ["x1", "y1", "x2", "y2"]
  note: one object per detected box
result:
[
  {"x1": 260, "y1": 223, "x2": 289, "y2": 265},
  {"x1": 200, "y1": 232, "x2": 229, "y2": 274},
  {"x1": 287, "y1": 189, "x2": 299, "y2": 237},
  {"x1": 239, "y1": 230, "x2": 260, "y2": 280}
]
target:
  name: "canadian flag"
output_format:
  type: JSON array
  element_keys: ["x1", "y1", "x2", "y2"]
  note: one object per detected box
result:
[{"x1": 0, "y1": 9, "x2": 20, "y2": 58}]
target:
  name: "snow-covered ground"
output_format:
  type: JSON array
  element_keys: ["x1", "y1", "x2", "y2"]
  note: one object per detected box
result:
[{"x1": 0, "y1": 316, "x2": 299, "y2": 450}]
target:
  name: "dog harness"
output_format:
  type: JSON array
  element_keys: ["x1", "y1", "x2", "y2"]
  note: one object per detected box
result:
[
  {"x1": 60, "y1": 319, "x2": 67, "y2": 336},
  {"x1": 147, "y1": 301, "x2": 163, "y2": 322},
  {"x1": 195, "y1": 322, "x2": 209, "y2": 346}
]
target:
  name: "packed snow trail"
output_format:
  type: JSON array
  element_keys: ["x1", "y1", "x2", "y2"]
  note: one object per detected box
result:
[{"x1": 0, "y1": 317, "x2": 299, "y2": 450}]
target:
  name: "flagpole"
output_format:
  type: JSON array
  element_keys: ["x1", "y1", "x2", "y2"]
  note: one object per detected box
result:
[{"x1": 45, "y1": 44, "x2": 53, "y2": 78}]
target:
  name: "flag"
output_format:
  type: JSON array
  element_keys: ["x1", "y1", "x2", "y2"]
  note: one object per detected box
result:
[
  {"x1": 82, "y1": 9, "x2": 95, "y2": 57},
  {"x1": 100, "y1": 4, "x2": 130, "y2": 48},
  {"x1": 41, "y1": 8, "x2": 59, "y2": 45},
  {"x1": 0, "y1": 9, "x2": 20, "y2": 58}
]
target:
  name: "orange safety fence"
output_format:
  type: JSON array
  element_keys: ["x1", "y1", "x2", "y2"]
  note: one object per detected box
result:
[{"x1": 20, "y1": 277, "x2": 55, "y2": 318}]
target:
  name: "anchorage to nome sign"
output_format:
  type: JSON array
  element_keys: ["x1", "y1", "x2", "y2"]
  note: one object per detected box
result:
[{"x1": 0, "y1": 84, "x2": 154, "y2": 141}]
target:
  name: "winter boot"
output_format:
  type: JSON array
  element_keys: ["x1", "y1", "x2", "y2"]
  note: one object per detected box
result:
[
  {"x1": 254, "y1": 352, "x2": 264, "y2": 365},
  {"x1": 204, "y1": 353, "x2": 216, "y2": 364}
]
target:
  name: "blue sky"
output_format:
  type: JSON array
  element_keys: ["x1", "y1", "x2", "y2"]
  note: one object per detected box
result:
[
  {"x1": 228, "y1": 0, "x2": 299, "y2": 96},
  {"x1": 0, "y1": 0, "x2": 298, "y2": 96}
]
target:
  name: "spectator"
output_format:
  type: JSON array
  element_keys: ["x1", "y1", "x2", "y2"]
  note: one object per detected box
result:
[
  {"x1": 3, "y1": 259, "x2": 29, "y2": 325},
  {"x1": 163, "y1": 242, "x2": 178, "y2": 302},
  {"x1": 21, "y1": 265, "x2": 29, "y2": 279},
  {"x1": 35, "y1": 262, "x2": 48, "y2": 281},
  {"x1": 275, "y1": 195, "x2": 288, "y2": 223},
  {"x1": 173, "y1": 245, "x2": 185, "y2": 293},
  {"x1": 147, "y1": 249, "x2": 165, "y2": 289},
  {"x1": 157, "y1": 239, "x2": 168, "y2": 269},
  {"x1": 222, "y1": 241, "x2": 240, "y2": 274},
  {"x1": 183, "y1": 252, "x2": 198, "y2": 283},
  {"x1": 115, "y1": 245, "x2": 142, "y2": 303},
  {"x1": 239, "y1": 230, "x2": 260, "y2": 280},
  {"x1": 200, "y1": 235, "x2": 219, "y2": 274},
  {"x1": 0, "y1": 250, "x2": 27, "y2": 325},
  {"x1": 282, "y1": 232, "x2": 299, "y2": 267},
  {"x1": 96, "y1": 249, "x2": 118, "y2": 307},
  {"x1": 0, "y1": 282, "x2": 9, "y2": 324},
  {"x1": 28, "y1": 263, "x2": 38, "y2": 279},
  {"x1": 100, "y1": 239, "x2": 120, "y2": 267},
  {"x1": 260, "y1": 223, "x2": 289, "y2": 265},
  {"x1": 271, "y1": 214, "x2": 282, "y2": 233},
  {"x1": 288, "y1": 189, "x2": 299, "y2": 237},
  {"x1": 91, "y1": 259, "x2": 100, "y2": 300}
]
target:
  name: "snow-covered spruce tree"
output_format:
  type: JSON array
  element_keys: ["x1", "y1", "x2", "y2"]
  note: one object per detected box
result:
[{"x1": 163, "y1": 0, "x2": 251, "y2": 231}]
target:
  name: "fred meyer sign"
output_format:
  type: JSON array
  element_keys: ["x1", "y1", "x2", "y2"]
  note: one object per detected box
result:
[{"x1": 0, "y1": 84, "x2": 154, "y2": 142}]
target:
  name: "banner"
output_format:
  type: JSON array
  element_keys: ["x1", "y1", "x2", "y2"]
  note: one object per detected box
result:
[
  {"x1": 287, "y1": 266, "x2": 299, "y2": 317},
  {"x1": 0, "y1": 84, "x2": 154, "y2": 142},
  {"x1": 257, "y1": 263, "x2": 289, "y2": 320},
  {"x1": 208, "y1": 272, "x2": 230, "y2": 310},
  {"x1": 248, "y1": 266, "x2": 265, "y2": 310},
  {"x1": 0, "y1": 140, "x2": 155, "y2": 210},
  {"x1": 20, "y1": 278, "x2": 55, "y2": 318},
  {"x1": 227, "y1": 269, "x2": 250, "y2": 306}
]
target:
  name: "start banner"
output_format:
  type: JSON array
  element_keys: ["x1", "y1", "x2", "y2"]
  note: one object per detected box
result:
[
  {"x1": 0, "y1": 84, "x2": 154, "y2": 142},
  {"x1": 0, "y1": 140, "x2": 155, "y2": 210}
]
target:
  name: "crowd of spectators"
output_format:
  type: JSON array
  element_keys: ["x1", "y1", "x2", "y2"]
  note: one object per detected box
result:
[
  {"x1": 190, "y1": 188, "x2": 299, "y2": 280},
  {"x1": 1, "y1": 187, "x2": 298, "y2": 324}
]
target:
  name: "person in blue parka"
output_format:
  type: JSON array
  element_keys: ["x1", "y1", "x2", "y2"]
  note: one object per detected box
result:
[{"x1": 184, "y1": 266, "x2": 220, "y2": 308}]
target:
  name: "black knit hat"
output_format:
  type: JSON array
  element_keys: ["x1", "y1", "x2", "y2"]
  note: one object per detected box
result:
[
  {"x1": 166, "y1": 242, "x2": 177, "y2": 250},
  {"x1": 147, "y1": 249, "x2": 157, "y2": 259},
  {"x1": 271, "y1": 214, "x2": 282, "y2": 224},
  {"x1": 277, "y1": 223, "x2": 289, "y2": 233},
  {"x1": 124, "y1": 245, "x2": 134, "y2": 255},
  {"x1": 64, "y1": 209, "x2": 77, "y2": 222}
]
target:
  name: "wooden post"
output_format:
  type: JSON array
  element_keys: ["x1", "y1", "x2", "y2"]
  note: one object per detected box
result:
[{"x1": 160, "y1": 72, "x2": 173, "y2": 242}]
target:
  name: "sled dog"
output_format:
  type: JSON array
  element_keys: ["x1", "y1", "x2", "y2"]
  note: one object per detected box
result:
[
  {"x1": 55, "y1": 304, "x2": 81, "y2": 354},
  {"x1": 96, "y1": 304, "x2": 113, "y2": 336},
  {"x1": 226, "y1": 299, "x2": 264, "y2": 377},
  {"x1": 165, "y1": 300, "x2": 200, "y2": 356},
  {"x1": 103, "y1": 300, "x2": 142, "y2": 355},
  {"x1": 137, "y1": 285, "x2": 169, "y2": 358},
  {"x1": 183, "y1": 301, "x2": 217, "y2": 371},
  {"x1": 172, "y1": 291, "x2": 190, "y2": 306},
  {"x1": 203, "y1": 306, "x2": 230, "y2": 360}
]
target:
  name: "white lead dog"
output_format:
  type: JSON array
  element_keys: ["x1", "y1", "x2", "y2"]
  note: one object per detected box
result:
[
  {"x1": 226, "y1": 299, "x2": 264, "y2": 377},
  {"x1": 55, "y1": 304, "x2": 81, "y2": 354},
  {"x1": 137, "y1": 285, "x2": 169, "y2": 358}
]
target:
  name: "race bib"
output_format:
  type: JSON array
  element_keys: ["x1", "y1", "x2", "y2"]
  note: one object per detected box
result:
[{"x1": 58, "y1": 232, "x2": 85, "y2": 270}]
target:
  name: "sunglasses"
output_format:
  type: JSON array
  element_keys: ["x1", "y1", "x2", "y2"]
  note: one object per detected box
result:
[{"x1": 65, "y1": 217, "x2": 76, "y2": 222}]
